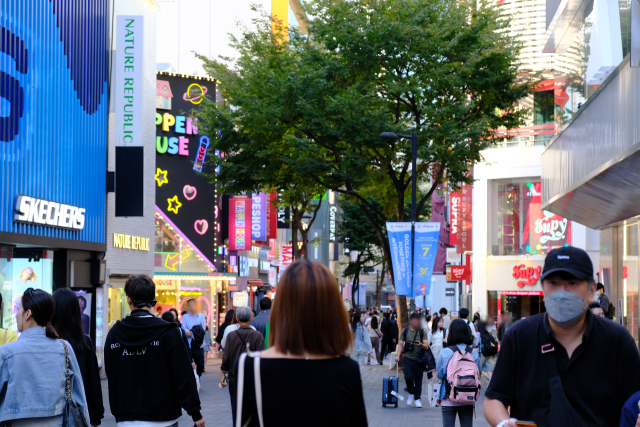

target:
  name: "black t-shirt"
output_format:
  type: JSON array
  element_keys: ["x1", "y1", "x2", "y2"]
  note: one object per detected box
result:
[
  {"x1": 485, "y1": 311, "x2": 640, "y2": 426},
  {"x1": 239, "y1": 356, "x2": 368, "y2": 426}
]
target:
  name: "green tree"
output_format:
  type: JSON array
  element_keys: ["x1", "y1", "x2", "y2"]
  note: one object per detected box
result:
[{"x1": 196, "y1": 0, "x2": 533, "y2": 332}]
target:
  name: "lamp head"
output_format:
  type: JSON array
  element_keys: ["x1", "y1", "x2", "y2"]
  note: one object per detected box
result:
[{"x1": 379, "y1": 132, "x2": 398, "y2": 139}]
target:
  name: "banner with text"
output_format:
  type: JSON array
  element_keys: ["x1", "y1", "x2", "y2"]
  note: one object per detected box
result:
[
  {"x1": 251, "y1": 192, "x2": 266, "y2": 241},
  {"x1": 267, "y1": 193, "x2": 277, "y2": 239},
  {"x1": 386, "y1": 223, "x2": 412, "y2": 297},
  {"x1": 413, "y1": 223, "x2": 441, "y2": 298},
  {"x1": 229, "y1": 197, "x2": 252, "y2": 251},
  {"x1": 115, "y1": 16, "x2": 143, "y2": 146},
  {"x1": 457, "y1": 185, "x2": 473, "y2": 253},
  {"x1": 358, "y1": 284, "x2": 367, "y2": 306}
]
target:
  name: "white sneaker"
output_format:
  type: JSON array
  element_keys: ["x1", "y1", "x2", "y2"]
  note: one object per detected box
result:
[
  {"x1": 407, "y1": 395, "x2": 414, "y2": 406},
  {"x1": 415, "y1": 399, "x2": 423, "y2": 408}
]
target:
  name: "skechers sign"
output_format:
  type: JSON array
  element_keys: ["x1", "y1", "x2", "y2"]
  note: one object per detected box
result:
[{"x1": 14, "y1": 196, "x2": 86, "y2": 230}]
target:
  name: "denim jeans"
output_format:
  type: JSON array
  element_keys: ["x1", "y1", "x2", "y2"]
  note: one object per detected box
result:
[
  {"x1": 441, "y1": 405, "x2": 474, "y2": 427},
  {"x1": 403, "y1": 357, "x2": 424, "y2": 400}
]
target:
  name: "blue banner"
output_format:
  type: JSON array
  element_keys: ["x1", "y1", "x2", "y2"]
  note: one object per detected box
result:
[
  {"x1": 413, "y1": 223, "x2": 441, "y2": 298},
  {"x1": 386, "y1": 223, "x2": 413, "y2": 296},
  {"x1": 358, "y1": 284, "x2": 367, "y2": 306}
]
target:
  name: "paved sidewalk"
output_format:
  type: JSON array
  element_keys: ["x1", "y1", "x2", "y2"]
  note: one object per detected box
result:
[{"x1": 100, "y1": 357, "x2": 492, "y2": 427}]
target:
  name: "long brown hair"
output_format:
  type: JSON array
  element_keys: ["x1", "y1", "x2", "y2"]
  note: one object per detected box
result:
[{"x1": 269, "y1": 260, "x2": 352, "y2": 356}]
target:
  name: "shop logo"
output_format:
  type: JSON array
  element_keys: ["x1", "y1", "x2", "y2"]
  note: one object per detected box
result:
[
  {"x1": 512, "y1": 264, "x2": 542, "y2": 287},
  {"x1": 329, "y1": 205, "x2": 337, "y2": 241},
  {"x1": 14, "y1": 195, "x2": 85, "y2": 230},
  {"x1": 535, "y1": 211, "x2": 568, "y2": 243}
]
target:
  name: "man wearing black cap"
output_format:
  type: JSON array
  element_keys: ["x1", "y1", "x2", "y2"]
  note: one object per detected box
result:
[{"x1": 483, "y1": 246, "x2": 640, "y2": 427}]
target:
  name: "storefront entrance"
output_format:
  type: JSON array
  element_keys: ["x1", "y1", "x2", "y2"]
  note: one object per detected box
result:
[{"x1": 487, "y1": 290, "x2": 545, "y2": 321}]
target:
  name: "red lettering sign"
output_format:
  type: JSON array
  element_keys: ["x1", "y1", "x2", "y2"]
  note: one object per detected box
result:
[
  {"x1": 512, "y1": 264, "x2": 542, "y2": 287},
  {"x1": 450, "y1": 265, "x2": 467, "y2": 281},
  {"x1": 456, "y1": 185, "x2": 472, "y2": 254}
]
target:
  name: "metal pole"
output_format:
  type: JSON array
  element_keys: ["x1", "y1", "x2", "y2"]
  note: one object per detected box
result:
[{"x1": 410, "y1": 132, "x2": 417, "y2": 300}]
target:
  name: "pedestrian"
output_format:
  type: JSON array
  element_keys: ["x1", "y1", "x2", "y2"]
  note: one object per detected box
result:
[
  {"x1": 620, "y1": 390, "x2": 640, "y2": 427},
  {"x1": 220, "y1": 306, "x2": 264, "y2": 427},
  {"x1": 221, "y1": 312, "x2": 256, "y2": 350},
  {"x1": 589, "y1": 302, "x2": 605, "y2": 317},
  {"x1": 216, "y1": 309, "x2": 234, "y2": 351},
  {"x1": 396, "y1": 312, "x2": 430, "y2": 408},
  {"x1": 162, "y1": 311, "x2": 196, "y2": 370},
  {"x1": 105, "y1": 275, "x2": 204, "y2": 427},
  {"x1": 250, "y1": 297, "x2": 272, "y2": 340},
  {"x1": 456, "y1": 308, "x2": 478, "y2": 347},
  {"x1": 52, "y1": 288, "x2": 104, "y2": 426},
  {"x1": 155, "y1": 305, "x2": 164, "y2": 317},
  {"x1": 367, "y1": 313, "x2": 382, "y2": 365},
  {"x1": 364, "y1": 310, "x2": 373, "y2": 327},
  {"x1": 596, "y1": 283, "x2": 612, "y2": 319},
  {"x1": 476, "y1": 318, "x2": 498, "y2": 382},
  {"x1": 380, "y1": 312, "x2": 393, "y2": 360},
  {"x1": 439, "y1": 307, "x2": 451, "y2": 328},
  {"x1": 436, "y1": 319, "x2": 481, "y2": 427},
  {"x1": 351, "y1": 310, "x2": 374, "y2": 374},
  {"x1": 0, "y1": 287, "x2": 90, "y2": 426},
  {"x1": 203, "y1": 316, "x2": 213, "y2": 361},
  {"x1": 428, "y1": 316, "x2": 446, "y2": 360},
  {"x1": 473, "y1": 312, "x2": 481, "y2": 329},
  {"x1": 390, "y1": 314, "x2": 399, "y2": 352},
  {"x1": 497, "y1": 312, "x2": 513, "y2": 343},
  {"x1": 235, "y1": 260, "x2": 367, "y2": 426},
  {"x1": 169, "y1": 307, "x2": 180, "y2": 323},
  {"x1": 483, "y1": 246, "x2": 640, "y2": 426},
  {"x1": 425, "y1": 314, "x2": 432, "y2": 331},
  {"x1": 182, "y1": 299, "x2": 207, "y2": 376}
]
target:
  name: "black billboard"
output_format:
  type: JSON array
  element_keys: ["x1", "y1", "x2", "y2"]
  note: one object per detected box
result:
[{"x1": 155, "y1": 72, "x2": 224, "y2": 271}]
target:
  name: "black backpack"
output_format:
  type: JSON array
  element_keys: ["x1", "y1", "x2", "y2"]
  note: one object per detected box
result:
[{"x1": 480, "y1": 332, "x2": 498, "y2": 357}]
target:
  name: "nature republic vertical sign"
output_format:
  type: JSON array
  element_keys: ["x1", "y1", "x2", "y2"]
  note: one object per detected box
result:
[{"x1": 115, "y1": 16, "x2": 143, "y2": 146}]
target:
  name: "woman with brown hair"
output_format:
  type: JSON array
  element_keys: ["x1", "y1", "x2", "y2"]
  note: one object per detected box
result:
[{"x1": 235, "y1": 260, "x2": 368, "y2": 426}]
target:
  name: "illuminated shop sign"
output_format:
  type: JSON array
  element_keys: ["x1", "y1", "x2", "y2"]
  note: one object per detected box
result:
[
  {"x1": 512, "y1": 264, "x2": 542, "y2": 287},
  {"x1": 193, "y1": 136, "x2": 210, "y2": 172},
  {"x1": 329, "y1": 205, "x2": 337, "y2": 241},
  {"x1": 112, "y1": 233, "x2": 150, "y2": 251},
  {"x1": 14, "y1": 195, "x2": 85, "y2": 230}
]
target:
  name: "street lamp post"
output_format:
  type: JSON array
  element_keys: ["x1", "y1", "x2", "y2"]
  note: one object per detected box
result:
[{"x1": 379, "y1": 131, "x2": 418, "y2": 303}]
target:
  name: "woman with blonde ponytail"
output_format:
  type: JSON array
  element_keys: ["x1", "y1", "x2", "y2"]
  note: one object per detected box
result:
[{"x1": 0, "y1": 288, "x2": 90, "y2": 426}]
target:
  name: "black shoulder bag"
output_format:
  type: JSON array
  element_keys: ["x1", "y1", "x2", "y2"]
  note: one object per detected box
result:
[{"x1": 537, "y1": 325, "x2": 586, "y2": 426}]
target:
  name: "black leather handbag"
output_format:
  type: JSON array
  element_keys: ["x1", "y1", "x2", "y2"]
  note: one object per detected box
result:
[{"x1": 60, "y1": 340, "x2": 89, "y2": 427}]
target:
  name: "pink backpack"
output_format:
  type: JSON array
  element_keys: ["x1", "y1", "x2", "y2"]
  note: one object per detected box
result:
[{"x1": 445, "y1": 346, "x2": 481, "y2": 403}]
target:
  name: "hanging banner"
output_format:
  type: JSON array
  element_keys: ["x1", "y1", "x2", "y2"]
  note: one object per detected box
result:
[
  {"x1": 280, "y1": 245, "x2": 293, "y2": 268},
  {"x1": 229, "y1": 197, "x2": 252, "y2": 251},
  {"x1": 358, "y1": 284, "x2": 367, "y2": 306},
  {"x1": 457, "y1": 185, "x2": 473, "y2": 254},
  {"x1": 251, "y1": 192, "x2": 267, "y2": 241},
  {"x1": 386, "y1": 223, "x2": 412, "y2": 297},
  {"x1": 450, "y1": 191, "x2": 460, "y2": 245},
  {"x1": 277, "y1": 206, "x2": 290, "y2": 229},
  {"x1": 115, "y1": 16, "x2": 143, "y2": 147},
  {"x1": 266, "y1": 193, "x2": 277, "y2": 239},
  {"x1": 413, "y1": 223, "x2": 441, "y2": 298}
]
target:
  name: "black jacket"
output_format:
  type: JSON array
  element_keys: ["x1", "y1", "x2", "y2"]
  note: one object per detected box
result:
[
  {"x1": 380, "y1": 318, "x2": 392, "y2": 342},
  {"x1": 216, "y1": 322, "x2": 230, "y2": 345},
  {"x1": 72, "y1": 335, "x2": 104, "y2": 425},
  {"x1": 105, "y1": 310, "x2": 202, "y2": 423}
]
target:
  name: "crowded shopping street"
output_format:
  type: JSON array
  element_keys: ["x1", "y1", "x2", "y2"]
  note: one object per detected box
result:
[{"x1": 3, "y1": 0, "x2": 640, "y2": 426}]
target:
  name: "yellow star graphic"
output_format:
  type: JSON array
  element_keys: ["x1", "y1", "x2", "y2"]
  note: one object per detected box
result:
[
  {"x1": 155, "y1": 168, "x2": 168, "y2": 187},
  {"x1": 167, "y1": 196, "x2": 182, "y2": 214}
]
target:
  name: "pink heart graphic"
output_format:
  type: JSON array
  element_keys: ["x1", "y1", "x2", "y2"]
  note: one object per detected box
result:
[
  {"x1": 183, "y1": 185, "x2": 197, "y2": 201},
  {"x1": 194, "y1": 220, "x2": 208, "y2": 235}
]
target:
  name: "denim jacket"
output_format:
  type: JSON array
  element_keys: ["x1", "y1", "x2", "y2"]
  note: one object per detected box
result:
[
  {"x1": 435, "y1": 343, "x2": 481, "y2": 400},
  {"x1": 353, "y1": 323, "x2": 373, "y2": 353},
  {"x1": 0, "y1": 327, "x2": 90, "y2": 424}
]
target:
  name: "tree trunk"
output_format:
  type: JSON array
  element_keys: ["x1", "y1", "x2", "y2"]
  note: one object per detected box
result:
[
  {"x1": 375, "y1": 260, "x2": 386, "y2": 308},
  {"x1": 291, "y1": 207, "x2": 301, "y2": 261},
  {"x1": 351, "y1": 260, "x2": 361, "y2": 309}
]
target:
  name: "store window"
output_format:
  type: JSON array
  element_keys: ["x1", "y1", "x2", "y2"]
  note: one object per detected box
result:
[
  {"x1": 491, "y1": 180, "x2": 572, "y2": 256},
  {"x1": 534, "y1": 90, "x2": 554, "y2": 126},
  {"x1": 622, "y1": 223, "x2": 639, "y2": 345},
  {"x1": 487, "y1": 291, "x2": 546, "y2": 321}
]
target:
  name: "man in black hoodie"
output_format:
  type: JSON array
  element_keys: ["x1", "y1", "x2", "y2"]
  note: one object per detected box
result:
[{"x1": 105, "y1": 275, "x2": 205, "y2": 427}]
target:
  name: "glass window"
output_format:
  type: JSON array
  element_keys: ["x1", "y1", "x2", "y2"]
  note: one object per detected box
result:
[
  {"x1": 491, "y1": 179, "x2": 572, "y2": 255},
  {"x1": 534, "y1": 90, "x2": 555, "y2": 125}
]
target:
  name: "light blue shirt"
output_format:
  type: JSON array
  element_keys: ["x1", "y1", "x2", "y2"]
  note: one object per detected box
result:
[
  {"x1": 436, "y1": 343, "x2": 481, "y2": 400},
  {"x1": 353, "y1": 323, "x2": 373, "y2": 353},
  {"x1": 181, "y1": 313, "x2": 206, "y2": 346},
  {"x1": 0, "y1": 327, "x2": 90, "y2": 424}
]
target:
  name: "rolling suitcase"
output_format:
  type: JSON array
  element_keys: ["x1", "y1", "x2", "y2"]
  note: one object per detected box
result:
[{"x1": 382, "y1": 363, "x2": 399, "y2": 407}]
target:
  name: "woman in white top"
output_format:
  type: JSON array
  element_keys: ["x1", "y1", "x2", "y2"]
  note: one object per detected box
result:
[
  {"x1": 427, "y1": 316, "x2": 446, "y2": 361},
  {"x1": 367, "y1": 315, "x2": 382, "y2": 365},
  {"x1": 220, "y1": 312, "x2": 256, "y2": 350}
]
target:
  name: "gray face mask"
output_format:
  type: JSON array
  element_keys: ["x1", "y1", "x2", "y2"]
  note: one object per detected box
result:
[{"x1": 545, "y1": 289, "x2": 589, "y2": 323}]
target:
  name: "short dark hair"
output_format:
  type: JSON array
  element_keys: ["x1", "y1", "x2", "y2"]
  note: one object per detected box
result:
[
  {"x1": 589, "y1": 302, "x2": 602, "y2": 310},
  {"x1": 439, "y1": 307, "x2": 448, "y2": 315},
  {"x1": 124, "y1": 274, "x2": 155, "y2": 303},
  {"x1": 22, "y1": 289, "x2": 58, "y2": 339},
  {"x1": 596, "y1": 283, "x2": 605, "y2": 291},
  {"x1": 410, "y1": 312, "x2": 422, "y2": 320},
  {"x1": 425, "y1": 314, "x2": 432, "y2": 322},
  {"x1": 459, "y1": 308, "x2": 469, "y2": 319},
  {"x1": 447, "y1": 319, "x2": 474, "y2": 346},
  {"x1": 186, "y1": 298, "x2": 196, "y2": 305},
  {"x1": 259, "y1": 297, "x2": 272, "y2": 310}
]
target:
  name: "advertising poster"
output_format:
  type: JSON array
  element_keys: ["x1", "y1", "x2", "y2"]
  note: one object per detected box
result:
[
  {"x1": 386, "y1": 223, "x2": 412, "y2": 296},
  {"x1": 229, "y1": 197, "x2": 252, "y2": 251},
  {"x1": 358, "y1": 284, "x2": 367, "y2": 306},
  {"x1": 74, "y1": 291, "x2": 92, "y2": 337},
  {"x1": 450, "y1": 192, "x2": 460, "y2": 245},
  {"x1": 266, "y1": 193, "x2": 277, "y2": 239},
  {"x1": 251, "y1": 192, "x2": 267, "y2": 241},
  {"x1": 2, "y1": 259, "x2": 54, "y2": 332},
  {"x1": 523, "y1": 183, "x2": 571, "y2": 252},
  {"x1": 413, "y1": 223, "x2": 441, "y2": 298}
]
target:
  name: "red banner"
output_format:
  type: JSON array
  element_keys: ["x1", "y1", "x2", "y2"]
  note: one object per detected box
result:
[
  {"x1": 457, "y1": 185, "x2": 472, "y2": 254},
  {"x1": 229, "y1": 197, "x2": 252, "y2": 251},
  {"x1": 280, "y1": 245, "x2": 293, "y2": 268},
  {"x1": 450, "y1": 265, "x2": 467, "y2": 281},
  {"x1": 268, "y1": 238, "x2": 276, "y2": 261},
  {"x1": 450, "y1": 192, "x2": 460, "y2": 245},
  {"x1": 266, "y1": 193, "x2": 277, "y2": 239}
]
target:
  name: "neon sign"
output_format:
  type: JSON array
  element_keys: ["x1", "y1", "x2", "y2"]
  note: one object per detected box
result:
[
  {"x1": 155, "y1": 168, "x2": 169, "y2": 186},
  {"x1": 167, "y1": 196, "x2": 182, "y2": 214},
  {"x1": 193, "y1": 136, "x2": 210, "y2": 172},
  {"x1": 183, "y1": 185, "x2": 197, "y2": 200},
  {"x1": 194, "y1": 219, "x2": 208, "y2": 235}
]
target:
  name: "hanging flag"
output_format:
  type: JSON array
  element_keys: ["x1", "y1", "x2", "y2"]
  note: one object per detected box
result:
[
  {"x1": 413, "y1": 223, "x2": 441, "y2": 298},
  {"x1": 229, "y1": 196, "x2": 252, "y2": 251},
  {"x1": 251, "y1": 192, "x2": 267, "y2": 241},
  {"x1": 266, "y1": 193, "x2": 277, "y2": 239},
  {"x1": 386, "y1": 223, "x2": 412, "y2": 296},
  {"x1": 358, "y1": 284, "x2": 367, "y2": 306}
]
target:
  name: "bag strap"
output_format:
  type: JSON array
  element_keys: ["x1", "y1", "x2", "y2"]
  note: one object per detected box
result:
[
  {"x1": 236, "y1": 351, "x2": 265, "y2": 427},
  {"x1": 254, "y1": 355, "x2": 264, "y2": 427},
  {"x1": 236, "y1": 353, "x2": 247, "y2": 427},
  {"x1": 59, "y1": 340, "x2": 71, "y2": 402},
  {"x1": 234, "y1": 329, "x2": 248, "y2": 351}
]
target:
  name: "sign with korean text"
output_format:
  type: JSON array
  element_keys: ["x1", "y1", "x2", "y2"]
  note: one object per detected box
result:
[
  {"x1": 457, "y1": 186, "x2": 473, "y2": 253},
  {"x1": 115, "y1": 16, "x2": 143, "y2": 146},
  {"x1": 251, "y1": 192, "x2": 266, "y2": 241},
  {"x1": 386, "y1": 223, "x2": 412, "y2": 296},
  {"x1": 229, "y1": 197, "x2": 252, "y2": 251},
  {"x1": 412, "y1": 223, "x2": 441, "y2": 299}
]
